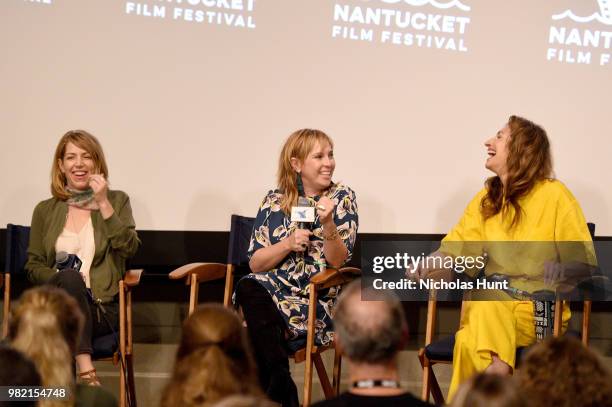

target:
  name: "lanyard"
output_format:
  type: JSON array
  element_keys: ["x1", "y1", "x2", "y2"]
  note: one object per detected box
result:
[{"x1": 352, "y1": 379, "x2": 400, "y2": 389}]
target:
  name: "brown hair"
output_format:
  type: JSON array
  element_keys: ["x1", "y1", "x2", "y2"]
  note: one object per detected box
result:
[
  {"x1": 517, "y1": 336, "x2": 612, "y2": 407},
  {"x1": 450, "y1": 373, "x2": 527, "y2": 407},
  {"x1": 161, "y1": 304, "x2": 262, "y2": 407},
  {"x1": 51, "y1": 130, "x2": 109, "y2": 200},
  {"x1": 480, "y1": 115, "x2": 553, "y2": 229},
  {"x1": 10, "y1": 286, "x2": 84, "y2": 407},
  {"x1": 277, "y1": 128, "x2": 334, "y2": 214}
]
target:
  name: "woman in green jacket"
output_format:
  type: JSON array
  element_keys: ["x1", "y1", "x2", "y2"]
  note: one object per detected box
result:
[{"x1": 25, "y1": 130, "x2": 140, "y2": 385}]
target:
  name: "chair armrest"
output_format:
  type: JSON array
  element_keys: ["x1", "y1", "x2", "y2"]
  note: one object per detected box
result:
[
  {"x1": 310, "y1": 267, "x2": 361, "y2": 289},
  {"x1": 339, "y1": 266, "x2": 361, "y2": 277},
  {"x1": 310, "y1": 268, "x2": 338, "y2": 286},
  {"x1": 168, "y1": 263, "x2": 227, "y2": 284},
  {"x1": 123, "y1": 269, "x2": 143, "y2": 288}
]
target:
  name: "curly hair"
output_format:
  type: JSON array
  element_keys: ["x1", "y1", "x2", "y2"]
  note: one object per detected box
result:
[
  {"x1": 161, "y1": 304, "x2": 262, "y2": 407},
  {"x1": 481, "y1": 115, "x2": 553, "y2": 229},
  {"x1": 516, "y1": 336, "x2": 612, "y2": 407}
]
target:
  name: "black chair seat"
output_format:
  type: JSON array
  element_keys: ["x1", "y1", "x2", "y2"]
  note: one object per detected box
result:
[
  {"x1": 425, "y1": 335, "x2": 529, "y2": 366},
  {"x1": 425, "y1": 330, "x2": 582, "y2": 367},
  {"x1": 424, "y1": 335, "x2": 454, "y2": 361},
  {"x1": 92, "y1": 333, "x2": 118, "y2": 359}
]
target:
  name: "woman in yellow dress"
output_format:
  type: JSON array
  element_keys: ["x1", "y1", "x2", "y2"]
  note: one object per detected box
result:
[{"x1": 410, "y1": 115, "x2": 595, "y2": 399}]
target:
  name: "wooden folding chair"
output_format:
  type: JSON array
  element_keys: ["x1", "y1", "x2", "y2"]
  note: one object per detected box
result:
[
  {"x1": 299, "y1": 266, "x2": 361, "y2": 407},
  {"x1": 168, "y1": 214, "x2": 252, "y2": 313},
  {"x1": 2, "y1": 224, "x2": 30, "y2": 339},
  {"x1": 93, "y1": 268, "x2": 142, "y2": 407},
  {"x1": 1, "y1": 272, "x2": 6, "y2": 338},
  {"x1": 419, "y1": 223, "x2": 597, "y2": 404},
  {"x1": 419, "y1": 297, "x2": 593, "y2": 404},
  {"x1": 168, "y1": 215, "x2": 361, "y2": 405},
  {"x1": 2, "y1": 224, "x2": 142, "y2": 407}
]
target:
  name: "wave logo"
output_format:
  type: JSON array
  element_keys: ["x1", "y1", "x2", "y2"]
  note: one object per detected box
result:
[
  {"x1": 552, "y1": 0, "x2": 612, "y2": 25},
  {"x1": 546, "y1": 0, "x2": 612, "y2": 66},
  {"x1": 375, "y1": 0, "x2": 470, "y2": 12}
]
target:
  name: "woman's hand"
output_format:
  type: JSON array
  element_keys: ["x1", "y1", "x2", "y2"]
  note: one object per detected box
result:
[
  {"x1": 406, "y1": 261, "x2": 427, "y2": 280},
  {"x1": 285, "y1": 229, "x2": 313, "y2": 252},
  {"x1": 405, "y1": 251, "x2": 447, "y2": 280},
  {"x1": 89, "y1": 174, "x2": 114, "y2": 219},
  {"x1": 89, "y1": 174, "x2": 109, "y2": 204},
  {"x1": 316, "y1": 196, "x2": 335, "y2": 226}
]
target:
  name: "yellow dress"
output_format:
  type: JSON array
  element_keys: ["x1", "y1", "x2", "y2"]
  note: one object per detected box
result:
[{"x1": 443, "y1": 179, "x2": 595, "y2": 399}]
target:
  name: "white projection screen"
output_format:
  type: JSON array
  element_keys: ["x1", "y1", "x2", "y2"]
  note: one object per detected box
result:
[{"x1": 1, "y1": 0, "x2": 611, "y2": 234}]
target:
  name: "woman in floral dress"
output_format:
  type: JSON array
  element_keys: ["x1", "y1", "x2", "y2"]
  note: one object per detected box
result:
[{"x1": 235, "y1": 129, "x2": 358, "y2": 406}]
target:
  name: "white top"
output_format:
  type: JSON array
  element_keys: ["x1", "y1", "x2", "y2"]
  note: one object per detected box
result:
[{"x1": 55, "y1": 217, "x2": 95, "y2": 288}]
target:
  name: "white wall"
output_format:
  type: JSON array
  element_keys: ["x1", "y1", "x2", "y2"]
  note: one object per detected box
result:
[{"x1": 1, "y1": 0, "x2": 610, "y2": 234}]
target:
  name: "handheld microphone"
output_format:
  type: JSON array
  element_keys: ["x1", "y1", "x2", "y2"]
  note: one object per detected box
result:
[
  {"x1": 55, "y1": 251, "x2": 83, "y2": 273},
  {"x1": 291, "y1": 175, "x2": 315, "y2": 226},
  {"x1": 291, "y1": 172, "x2": 315, "y2": 229},
  {"x1": 290, "y1": 174, "x2": 315, "y2": 255}
]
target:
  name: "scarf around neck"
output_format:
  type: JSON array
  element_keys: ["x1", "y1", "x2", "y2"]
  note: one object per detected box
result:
[{"x1": 66, "y1": 187, "x2": 99, "y2": 210}]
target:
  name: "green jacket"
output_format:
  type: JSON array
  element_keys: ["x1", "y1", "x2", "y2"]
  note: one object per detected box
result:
[{"x1": 26, "y1": 190, "x2": 140, "y2": 303}]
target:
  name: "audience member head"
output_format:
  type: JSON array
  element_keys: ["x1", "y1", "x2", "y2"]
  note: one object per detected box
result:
[
  {"x1": 161, "y1": 304, "x2": 262, "y2": 407},
  {"x1": 51, "y1": 129, "x2": 109, "y2": 200},
  {"x1": 333, "y1": 280, "x2": 407, "y2": 365},
  {"x1": 0, "y1": 346, "x2": 42, "y2": 407},
  {"x1": 450, "y1": 373, "x2": 526, "y2": 407},
  {"x1": 9, "y1": 286, "x2": 84, "y2": 407},
  {"x1": 517, "y1": 335, "x2": 612, "y2": 407},
  {"x1": 277, "y1": 128, "x2": 335, "y2": 214},
  {"x1": 482, "y1": 115, "x2": 552, "y2": 228}
]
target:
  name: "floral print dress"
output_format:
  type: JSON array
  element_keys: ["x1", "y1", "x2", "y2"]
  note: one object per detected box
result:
[{"x1": 240, "y1": 183, "x2": 358, "y2": 351}]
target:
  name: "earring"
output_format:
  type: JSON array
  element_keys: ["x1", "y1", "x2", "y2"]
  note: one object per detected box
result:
[{"x1": 296, "y1": 172, "x2": 305, "y2": 197}]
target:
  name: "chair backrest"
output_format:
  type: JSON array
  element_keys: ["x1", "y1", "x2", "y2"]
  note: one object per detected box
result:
[
  {"x1": 587, "y1": 222, "x2": 595, "y2": 239},
  {"x1": 5, "y1": 224, "x2": 30, "y2": 275},
  {"x1": 227, "y1": 215, "x2": 254, "y2": 267}
]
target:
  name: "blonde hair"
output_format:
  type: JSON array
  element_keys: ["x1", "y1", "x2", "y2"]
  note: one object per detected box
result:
[
  {"x1": 51, "y1": 130, "x2": 109, "y2": 200},
  {"x1": 277, "y1": 128, "x2": 334, "y2": 214},
  {"x1": 10, "y1": 286, "x2": 84, "y2": 407},
  {"x1": 161, "y1": 304, "x2": 262, "y2": 407}
]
